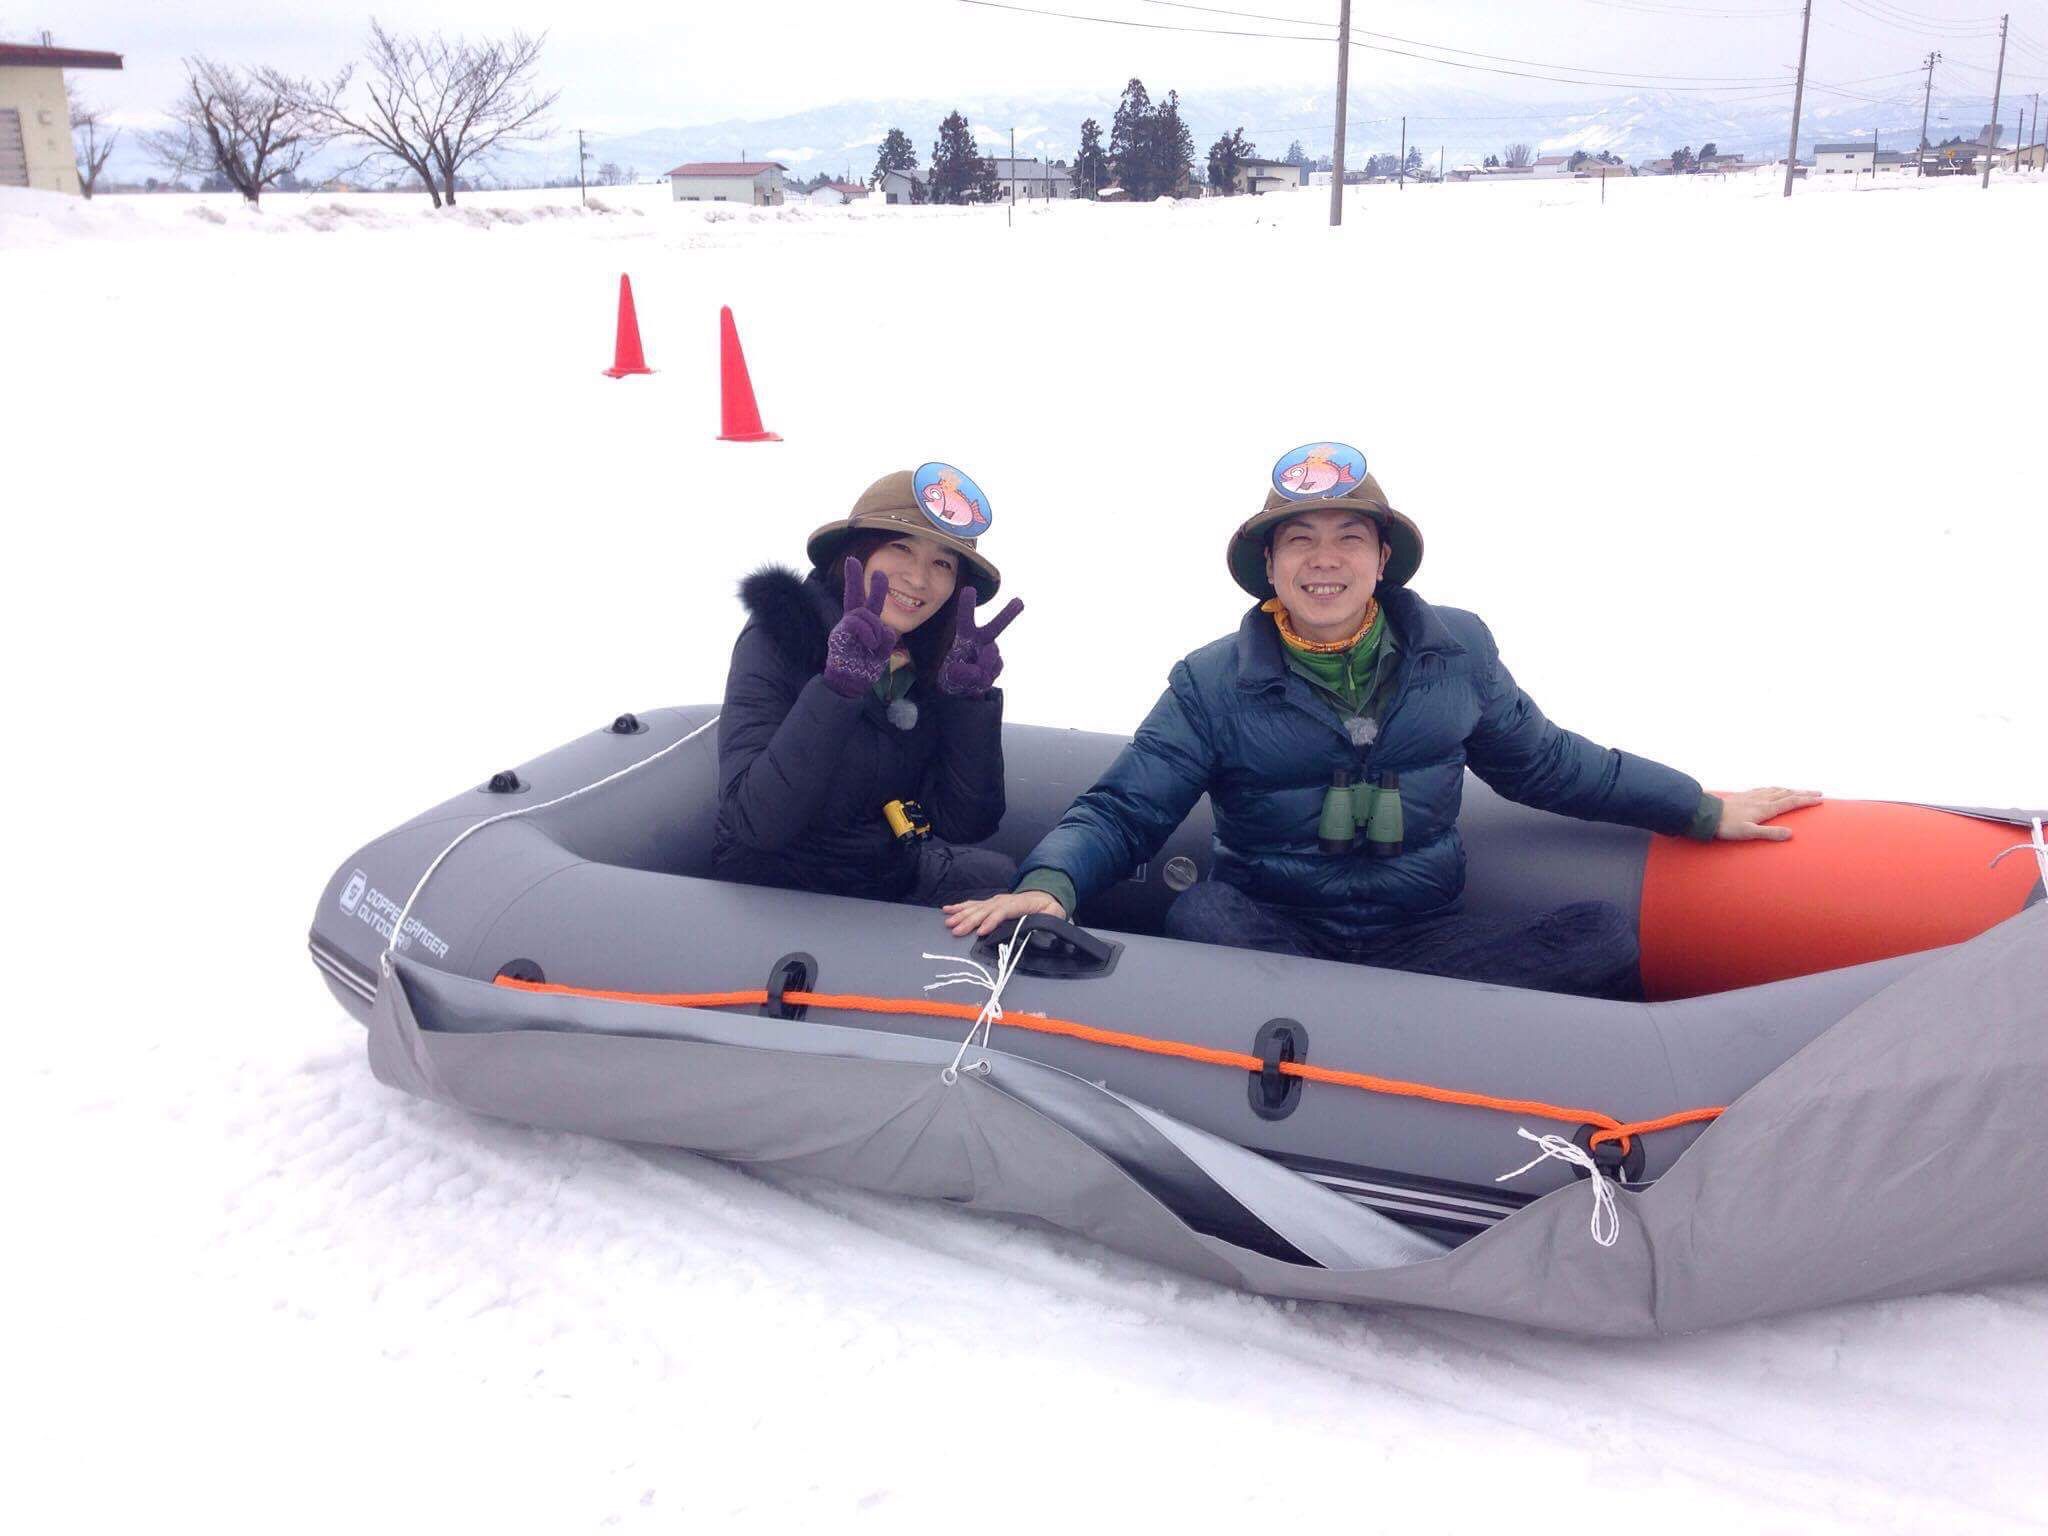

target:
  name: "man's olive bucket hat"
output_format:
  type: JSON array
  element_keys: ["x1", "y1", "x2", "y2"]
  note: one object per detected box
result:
[{"x1": 1227, "y1": 442, "x2": 1424, "y2": 600}]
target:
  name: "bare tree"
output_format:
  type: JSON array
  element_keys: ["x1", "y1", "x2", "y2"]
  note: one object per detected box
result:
[
  {"x1": 299, "y1": 21, "x2": 557, "y2": 208},
  {"x1": 145, "y1": 57, "x2": 322, "y2": 205},
  {"x1": 68, "y1": 85, "x2": 119, "y2": 198},
  {"x1": 1503, "y1": 142, "x2": 1534, "y2": 169}
]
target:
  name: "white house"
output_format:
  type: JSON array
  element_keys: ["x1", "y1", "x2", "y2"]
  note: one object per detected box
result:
[
  {"x1": 876, "y1": 167, "x2": 925, "y2": 204},
  {"x1": 666, "y1": 160, "x2": 788, "y2": 205},
  {"x1": 1530, "y1": 154, "x2": 1574, "y2": 178},
  {"x1": 806, "y1": 179, "x2": 868, "y2": 206},
  {"x1": 0, "y1": 40, "x2": 123, "y2": 194},
  {"x1": 1813, "y1": 142, "x2": 1877, "y2": 175},
  {"x1": 987, "y1": 157, "x2": 1073, "y2": 200}
]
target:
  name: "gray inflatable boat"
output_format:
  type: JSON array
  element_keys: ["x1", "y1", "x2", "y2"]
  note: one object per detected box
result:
[{"x1": 309, "y1": 705, "x2": 2048, "y2": 1334}]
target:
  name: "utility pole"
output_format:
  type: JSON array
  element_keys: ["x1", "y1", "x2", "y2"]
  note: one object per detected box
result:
[
  {"x1": 1438, "y1": 146, "x2": 1444, "y2": 184},
  {"x1": 1009, "y1": 126, "x2": 1016, "y2": 228},
  {"x1": 1784, "y1": 0, "x2": 1813, "y2": 198},
  {"x1": 577, "y1": 128, "x2": 587, "y2": 206},
  {"x1": 1982, "y1": 14, "x2": 2008, "y2": 190},
  {"x1": 1917, "y1": 51, "x2": 1940, "y2": 176},
  {"x1": 1330, "y1": 0, "x2": 1353, "y2": 226},
  {"x1": 1399, "y1": 115, "x2": 1407, "y2": 190}
]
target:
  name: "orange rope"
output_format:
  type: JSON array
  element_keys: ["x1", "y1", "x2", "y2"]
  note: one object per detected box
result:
[{"x1": 492, "y1": 975, "x2": 1724, "y2": 1149}]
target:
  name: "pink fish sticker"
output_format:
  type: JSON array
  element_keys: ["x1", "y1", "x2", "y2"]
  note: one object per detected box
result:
[
  {"x1": 911, "y1": 462, "x2": 993, "y2": 537},
  {"x1": 1272, "y1": 441, "x2": 1368, "y2": 502}
]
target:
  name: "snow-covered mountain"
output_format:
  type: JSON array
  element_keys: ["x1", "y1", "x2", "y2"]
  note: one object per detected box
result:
[
  {"x1": 518, "y1": 83, "x2": 1964, "y2": 183},
  {"x1": 101, "y1": 79, "x2": 1992, "y2": 190}
]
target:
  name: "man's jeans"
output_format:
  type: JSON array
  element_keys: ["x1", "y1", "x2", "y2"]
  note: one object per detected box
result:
[{"x1": 1164, "y1": 880, "x2": 1644, "y2": 1000}]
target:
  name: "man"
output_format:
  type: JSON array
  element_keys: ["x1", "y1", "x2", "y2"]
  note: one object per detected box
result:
[{"x1": 944, "y1": 441, "x2": 1820, "y2": 999}]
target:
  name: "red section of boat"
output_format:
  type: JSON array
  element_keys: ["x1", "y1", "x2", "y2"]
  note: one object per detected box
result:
[{"x1": 1638, "y1": 801, "x2": 2036, "y2": 1000}]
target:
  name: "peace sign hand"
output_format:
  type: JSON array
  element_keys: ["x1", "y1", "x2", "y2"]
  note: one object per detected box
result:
[
  {"x1": 937, "y1": 586, "x2": 1025, "y2": 698},
  {"x1": 822, "y1": 555, "x2": 901, "y2": 699}
]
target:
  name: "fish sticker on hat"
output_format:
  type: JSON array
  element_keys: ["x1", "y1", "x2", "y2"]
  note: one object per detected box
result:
[
  {"x1": 912, "y1": 462, "x2": 993, "y2": 538},
  {"x1": 1271, "y1": 442, "x2": 1367, "y2": 502}
]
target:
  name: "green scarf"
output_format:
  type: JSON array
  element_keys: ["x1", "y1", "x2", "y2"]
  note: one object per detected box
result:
[{"x1": 1279, "y1": 607, "x2": 1386, "y2": 714}]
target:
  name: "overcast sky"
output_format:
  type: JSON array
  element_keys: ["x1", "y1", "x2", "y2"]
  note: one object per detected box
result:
[{"x1": 23, "y1": 0, "x2": 2041, "y2": 132}]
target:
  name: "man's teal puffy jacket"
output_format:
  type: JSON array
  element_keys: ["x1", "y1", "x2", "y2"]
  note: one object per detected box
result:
[{"x1": 1018, "y1": 586, "x2": 1705, "y2": 934}]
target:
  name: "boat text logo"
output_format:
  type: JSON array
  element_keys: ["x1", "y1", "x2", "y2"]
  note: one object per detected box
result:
[{"x1": 337, "y1": 871, "x2": 450, "y2": 958}]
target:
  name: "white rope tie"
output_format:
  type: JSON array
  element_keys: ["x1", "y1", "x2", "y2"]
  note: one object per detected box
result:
[
  {"x1": 1989, "y1": 817, "x2": 2048, "y2": 889},
  {"x1": 923, "y1": 934, "x2": 1029, "y2": 1084},
  {"x1": 1496, "y1": 1128, "x2": 1621, "y2": 1248},
  {"x1": 381, "y1": 714, "x2": 721, "y2": 976}
]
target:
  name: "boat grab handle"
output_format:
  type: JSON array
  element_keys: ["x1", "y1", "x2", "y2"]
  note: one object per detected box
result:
[{"x1": 973, "y1": 913, "x2": 1123, "y2": 980}]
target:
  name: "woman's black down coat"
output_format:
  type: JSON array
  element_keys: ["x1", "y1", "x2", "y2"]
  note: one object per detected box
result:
[{"x1": 713, "y1": 566, "x2": 1006, "y2": 899}]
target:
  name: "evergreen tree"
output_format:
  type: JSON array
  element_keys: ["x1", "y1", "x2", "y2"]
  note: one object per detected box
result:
[
  {"x1": 930, "y1": 110, "x2": 990, "y2": 204},
  {"x1": 974, "y1": 153, "x2": 1001, "y2": 204},
  {"x1": 1108, "y1": 78, "x2": 1152, "y2": 193},
  {"x1": 1670, "y1": 144, "x2": 1695, "y2": 173},
  {"x1": 1483, "y1": 153, "x2": 1499, "y2": 168},
  {"x1": 1073, "y1": 116, "x2": 1108, "y2": 198},
  {"x1": 1159, "y1": 90, "x2": 1195, "y2": 195},
  {"x1": 1404, "y1": 145, "x2": 1423, "y2": 176},
  {"x1": 1206, "y1": 126, "x2": 1253, "y2": 194},
  {"x1": 872, "y1": 127, "x2": 917, "y2": 186},
  {"x1": 1699, "y1": 141, "x2": 1718, "y2": 163},
  {"x1": 1284, "y1": 139, "x2": 1305, "y2": 166}
]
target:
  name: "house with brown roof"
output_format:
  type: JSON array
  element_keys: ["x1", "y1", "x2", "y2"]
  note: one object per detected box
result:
[
  {"x1": 666, "y1": 160, "x2": 788, "y2": 206},
  {"x1": 0, "y1": 40, "x2": 123, "y2": 194}
]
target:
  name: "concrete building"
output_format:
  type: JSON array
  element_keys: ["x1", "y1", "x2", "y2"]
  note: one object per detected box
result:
[
  {"x1": 1231, "y1": 157, "x2": 1305, "y2": 194},
  {"x1": 0, "y1": 41, "x2": 123, "y2": 194},
  {"x1": 987, "y1": 157, "x2": 1073, "y2": 200},
  {"x1": 1813, "y1": 142, "x2": 1878, "y2": 175},
  {"x1": 666, "y1": 161, "x2": 787, "y2": 205}
]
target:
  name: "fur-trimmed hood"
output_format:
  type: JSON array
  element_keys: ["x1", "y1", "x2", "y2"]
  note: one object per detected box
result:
[{"x1": 737, "y1": 564, "x2": 837, "y2": 672}]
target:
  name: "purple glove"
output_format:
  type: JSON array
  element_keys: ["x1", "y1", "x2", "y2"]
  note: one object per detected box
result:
[
  {"x1": 823, "y1": 556, "x2": 899, "y2": 699},
  {"x1": 937, "y1": 587, "x2": 1025, "y2": 698}
]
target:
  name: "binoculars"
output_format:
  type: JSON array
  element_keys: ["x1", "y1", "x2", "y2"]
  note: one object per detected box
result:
[
  {"x1": 1316, "y1": 770, "x2": 1403, "y2": 858},
  {"x1": 883, "y1": 799, "x2": 932, "y2": 844}
]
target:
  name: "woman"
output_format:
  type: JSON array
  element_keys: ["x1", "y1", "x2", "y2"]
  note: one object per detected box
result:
[{"x1": 714, "y1": 465, "x2": 1025, "y2": 906}]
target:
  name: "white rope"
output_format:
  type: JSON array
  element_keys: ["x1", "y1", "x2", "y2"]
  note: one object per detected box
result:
[
  {"x1": 1989, "y1": 817, "x2": 2048, "y2": 888},
  {"x1": 380, "y1": 714, "x2": 721, "y2": 974},
  {"x1": 923, "y1": 933, "x2": 1030, "y2": 1084},
  {"x1": 1495, "y1": 1128, "x2": 1621, "y2": 1248}
]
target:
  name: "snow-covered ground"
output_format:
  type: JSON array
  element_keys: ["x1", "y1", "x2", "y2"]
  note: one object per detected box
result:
[{"x1": 6, "y1": 173, "x2": 2046, "y2": 1532}]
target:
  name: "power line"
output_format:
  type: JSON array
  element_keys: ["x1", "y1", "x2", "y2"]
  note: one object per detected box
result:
[
  {"x1": 1142, "y1": 0, "x2": 1790, "y2": 80},
  {"x1": 952, "y1": 0, "x2": 1812, "y2": 93},
  {"x1": 1577, "y1": 0, "x2": 1801, "y2": 17}
]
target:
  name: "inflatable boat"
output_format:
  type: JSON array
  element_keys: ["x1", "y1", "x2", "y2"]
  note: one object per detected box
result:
[{"x1": 308, "y1": 706, "x2": 2048, "y2": 1334}]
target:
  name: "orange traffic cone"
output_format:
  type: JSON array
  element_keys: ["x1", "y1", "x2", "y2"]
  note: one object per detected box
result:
[
  {"x1": 603, "y1": 274, "x2": 653, "y2": 378},
  {"x1": 716, "y1": 305, "x2": 780, "y2": 441}
]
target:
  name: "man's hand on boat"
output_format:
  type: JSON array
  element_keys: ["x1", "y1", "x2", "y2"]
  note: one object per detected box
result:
[
  {"x1": 1715, "y1": 786, "x2": 1826, "y2": 841},
  {"x1": 944, "y1": 889, "x2": 1067, "y2": 937}
]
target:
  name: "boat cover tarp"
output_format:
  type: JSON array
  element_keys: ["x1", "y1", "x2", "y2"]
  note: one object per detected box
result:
[{"x1": 368, "y1": 900, "x2": 2048, "y2": 1336}]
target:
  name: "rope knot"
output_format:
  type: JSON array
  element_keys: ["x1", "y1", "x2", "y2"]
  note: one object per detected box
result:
[
  {"x1": 1496, "y1": 1128, "x2": 1621, "y2": 1248},
  {"x1": 923, "y1": 938, "x2": 1028, "y2": 1085}
]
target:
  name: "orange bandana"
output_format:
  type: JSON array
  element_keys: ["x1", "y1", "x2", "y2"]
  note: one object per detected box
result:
[{"x1": 1262, "y1": 596, "x2": 1380, "y2": 654}]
